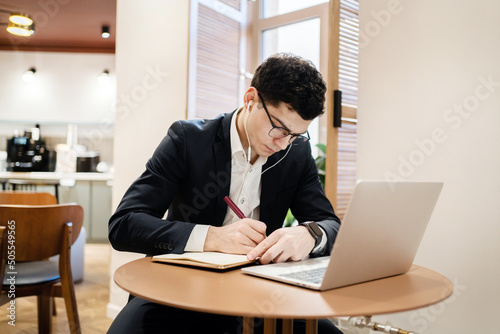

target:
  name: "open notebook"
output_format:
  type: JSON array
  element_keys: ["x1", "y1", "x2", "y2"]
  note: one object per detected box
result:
[{"x1": 152, "y1": 252, "x2": 254, "y2": 270}]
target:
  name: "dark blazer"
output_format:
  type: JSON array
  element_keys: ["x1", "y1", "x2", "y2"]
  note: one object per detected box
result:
[{"x1": 109, "y1": 111, "x2": 340, "y2": 256}]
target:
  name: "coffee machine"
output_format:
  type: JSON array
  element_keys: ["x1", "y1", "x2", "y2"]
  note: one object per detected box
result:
[{"x1": 6, "y1": 125, "x2": 55, "y2": 172}]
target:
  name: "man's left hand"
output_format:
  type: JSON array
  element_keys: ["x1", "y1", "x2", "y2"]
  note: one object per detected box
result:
[{"x1": 247, "y1": 225, "x2": 315, "y2": 264}]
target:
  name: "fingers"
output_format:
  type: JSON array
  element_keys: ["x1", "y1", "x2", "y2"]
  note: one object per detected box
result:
[
  {"x1": 247, "y1": 233, "x2": 280, "y2": 263},
  {"x1": 204, "y1": 219, "x2": 267, "y2": 255},
  {"x1": 247, "y1": 226, "x2": 315, "y2": 264},
  {"x1": 204, "y1": 221, "x2": 314, "y2": 263},
  {"x1": 241, "y1": 219, "x2": 267, "y2": 244},
  {"x1": 248, "y1": 232, "x2": 296, "y2": 264}
]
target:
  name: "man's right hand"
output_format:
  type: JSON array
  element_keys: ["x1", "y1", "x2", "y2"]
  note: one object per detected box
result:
[{"x1": 204, "y1": 219, "x2": 267, "y2": 255}]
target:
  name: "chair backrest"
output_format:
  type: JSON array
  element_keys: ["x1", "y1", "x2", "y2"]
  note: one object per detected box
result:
[
  {"x1": 0, "y1": 191, "x2": 57, "y2": 205},
  {"x1": 0, "y1": 226, "x2": 6, "y2": 282},
  {"x1": 0, "y1": 204, "x2": 83, "y2": 261}
]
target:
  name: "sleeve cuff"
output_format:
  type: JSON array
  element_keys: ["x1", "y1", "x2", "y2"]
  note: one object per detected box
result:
[
  {"x1": 184, "y1": 224, "x2": 210, "y2": 252},
  {"x1": 311, "y1": 226, "x2": 327, "y2": 254}
]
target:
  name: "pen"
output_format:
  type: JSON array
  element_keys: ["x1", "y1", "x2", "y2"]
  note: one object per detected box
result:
[{"x1": 224, "y1": 196, "x2": 246, "y2": 219}]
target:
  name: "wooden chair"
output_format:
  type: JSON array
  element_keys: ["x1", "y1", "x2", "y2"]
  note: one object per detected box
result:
[
  {"x1": 0, "y1": 192, "x2": 61, "y2": 318},
  {"x1": 0, "y1": 191, "x2": 86, "y2": 283},
  {"x1": 2, "y1": 179, "x2": 60, "y2": 202},
  {"x1": 0, "y1": 204, "x2": 83, "y2": 333},
  {"x1": 0, "y1": 191, "x2": 58, "y2": 205}
]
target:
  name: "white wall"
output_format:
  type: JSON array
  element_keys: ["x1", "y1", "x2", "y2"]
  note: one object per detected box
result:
[
  {"x1": 107, "y1": 0, "x2": 190, "y2": 319},
  {"x1": 0, "y1": 51, "x2": 116, "y2": 162},
  {"x1": 358, "y1": 1, "x2": 500, "y2": 333},
  {"x1": 0, "y1": 51, "x2": 116, "y2": 125}
]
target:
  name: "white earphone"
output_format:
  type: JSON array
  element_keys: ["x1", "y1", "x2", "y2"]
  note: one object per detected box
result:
[{"x1": 248, "y1": 100, "x2": 253, "y2": 108}]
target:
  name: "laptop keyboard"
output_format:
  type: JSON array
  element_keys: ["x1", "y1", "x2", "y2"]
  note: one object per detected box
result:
[{"x1": 279, "y1": 267, "x2": 327, "y2": 284}]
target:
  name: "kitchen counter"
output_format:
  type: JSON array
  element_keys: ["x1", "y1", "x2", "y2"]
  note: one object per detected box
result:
[
  {"x1": 0, "y1": 171, "x2": 113, "y2": 182},
  {"x1": 0, "y1": 171, "x2": 113, "y2": 242}
]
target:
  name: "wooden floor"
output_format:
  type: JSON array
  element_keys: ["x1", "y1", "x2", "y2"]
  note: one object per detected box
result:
[{"x1": 0, "y1": 243, "x2": 114, "y2": 333}]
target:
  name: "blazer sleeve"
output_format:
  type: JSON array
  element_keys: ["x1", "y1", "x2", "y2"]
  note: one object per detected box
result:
[
  {"x1": 289, "y1": 145, "x2": 341, "y2": 257},
  {"x1": 108, "y1": 121, "x2": 196, "y2": 255}
]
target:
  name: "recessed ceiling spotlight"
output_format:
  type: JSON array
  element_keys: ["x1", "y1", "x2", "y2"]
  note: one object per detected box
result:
[
  {"x1": 101, "y1": 25, "x2": 110, "y2": 39},
  {"x1": 22, "y1": 67, "x2": 36, "y2": 83},
  {"x1": 97, "y1": 69, "x2": 111, "y2": 84}
]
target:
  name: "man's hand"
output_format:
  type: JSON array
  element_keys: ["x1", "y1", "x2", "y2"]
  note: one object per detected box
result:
[
  {"x1": 204, "y1": 219, "x2": 267, "y2": 255},
  {"x1": 247, "y1": 226, "x2": 315, "y2": 264}
]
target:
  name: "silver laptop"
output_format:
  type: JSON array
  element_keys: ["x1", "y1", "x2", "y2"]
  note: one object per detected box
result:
[{"x1": 242, "y1": 180, "x2": 443, "y2": 291}]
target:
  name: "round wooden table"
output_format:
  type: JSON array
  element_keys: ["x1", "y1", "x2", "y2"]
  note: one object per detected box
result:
[{"x1": 114, "y1": 257, "x2": 453, "y2": 334}]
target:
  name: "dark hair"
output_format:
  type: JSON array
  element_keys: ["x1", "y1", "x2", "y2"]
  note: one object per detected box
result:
[{"x1": 250, "y1": 53, "x2": 327, "y2": 120}]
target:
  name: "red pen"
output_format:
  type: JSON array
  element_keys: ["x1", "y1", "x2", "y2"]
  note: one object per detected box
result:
[{"x1": 224, "y1": 196, "x2": 246, "y2": 219}]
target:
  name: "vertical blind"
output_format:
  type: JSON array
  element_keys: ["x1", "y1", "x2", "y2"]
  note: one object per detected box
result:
[
  {"x1": 219, "y1": 0, "x2": 241, "y2": 11},
  {"x1": 192, "y1": 2, "x2": 243, "y2": 119},
  {"x1": 336, "y1": 0, "x2": 359, "y2": 219}
]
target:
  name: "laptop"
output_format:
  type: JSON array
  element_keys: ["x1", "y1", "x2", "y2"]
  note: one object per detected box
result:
[{"x1": 242, "y1": 180, "x2": 443, "y2": 291}]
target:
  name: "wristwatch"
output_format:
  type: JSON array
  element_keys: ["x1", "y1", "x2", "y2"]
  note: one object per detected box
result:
[{"x1": 299, "y1": 221, "x2": 323, "y2": 249}]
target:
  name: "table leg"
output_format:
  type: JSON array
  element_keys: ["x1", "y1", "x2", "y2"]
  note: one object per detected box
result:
[
  {"x1": 305, "y1": 319, "x2": 318, "y2": 334},
  {"x1": 242, "y1": 317, "x2": 254, "y2": 334},
  {"x1": 264, "y1": 318, "x2": 276, "y2": 334},
  {"x1": 282, "y1": 319, "x2": 293, "y2": 334}
]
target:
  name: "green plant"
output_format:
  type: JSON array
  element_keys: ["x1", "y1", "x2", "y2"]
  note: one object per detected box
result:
[
  {"x1": 284, "y1": 208, "x2": 296, "y2": 227},
  {"x1": 315, "y1": 143, "x2": 326, "y2": 188},
  {"x1": 284, "y1": 143, "x2": 326, "y2": 227}
]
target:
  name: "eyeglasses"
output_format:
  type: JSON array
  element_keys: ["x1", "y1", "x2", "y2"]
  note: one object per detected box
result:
[{"x1": 258, "y1": 93, "x2": 310, "y2": 143}]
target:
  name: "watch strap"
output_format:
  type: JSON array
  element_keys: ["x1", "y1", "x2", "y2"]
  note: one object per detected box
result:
[{"x1": 299, "y1": 221, "x2": 323, "y2": 249}]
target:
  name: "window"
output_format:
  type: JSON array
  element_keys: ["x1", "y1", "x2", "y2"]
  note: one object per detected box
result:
[
  {"x1": 251, "y1": 0, "x2": 358, "y2": 219},
  {"x1": 188, "y1": 0, "x2": 247, "y2": 119},
  {"x1": 188, "y1": 0, "x2": 359, "y2": 219},
  {"x1": 250, "y1": 0, "x2": 329, "y2": 157},
  {"x1": 261, "y1": 0, "x2": 329, "y2": 18}
]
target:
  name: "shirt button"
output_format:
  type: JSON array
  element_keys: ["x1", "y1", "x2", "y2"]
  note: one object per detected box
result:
[{"x1": 240, "y1": 198, "x2": 245, "y2": 204}]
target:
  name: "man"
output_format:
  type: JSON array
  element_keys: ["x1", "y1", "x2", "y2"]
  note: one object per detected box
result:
[{"x1": 108, "y1": 53, "x2": 343, "y2": 333}]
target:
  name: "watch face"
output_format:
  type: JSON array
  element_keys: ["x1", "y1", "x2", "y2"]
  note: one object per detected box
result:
[{"x1": 308, "y1": 222, "x2": 323, "y2": 237}]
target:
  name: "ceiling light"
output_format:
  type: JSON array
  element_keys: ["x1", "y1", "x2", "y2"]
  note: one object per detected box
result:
[
  {"x1": 6, "y1": 22, "x2": 34, "y2": 37},
  {"x1": 101, "y1": 25, "x2": 110, "y2": 39},
  {"x1": 0, "y1": 10, "x2": 35, "y2": 36},
  {"x1": 22, "y1": 67, "x2": 36, "y2": 83},
  {"x1": 97, "y1": 70, "x2": 111, "y2": 84},
  {"x1": 9, "y1": 13, "x2": 33, "y2": 26}
]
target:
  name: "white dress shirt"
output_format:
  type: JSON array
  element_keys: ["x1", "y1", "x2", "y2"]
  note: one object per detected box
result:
[{"x1": 184, "y1": 109, "x2": 266, "y2": 251}]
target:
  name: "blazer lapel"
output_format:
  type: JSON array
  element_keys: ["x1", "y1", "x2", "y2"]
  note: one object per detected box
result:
[{"x1": 212, "y1": 111, "x2": 234, "y2": 226}]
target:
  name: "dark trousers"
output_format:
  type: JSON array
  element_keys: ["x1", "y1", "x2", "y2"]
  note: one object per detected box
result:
[{"x1": 107, "y1": 296, "x2": 343, "y2": 334}]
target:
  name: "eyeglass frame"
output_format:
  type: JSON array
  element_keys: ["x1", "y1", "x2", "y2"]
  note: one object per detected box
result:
[{"x1": 257, "y1": 93, "x2": 310, "y2": 143}]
